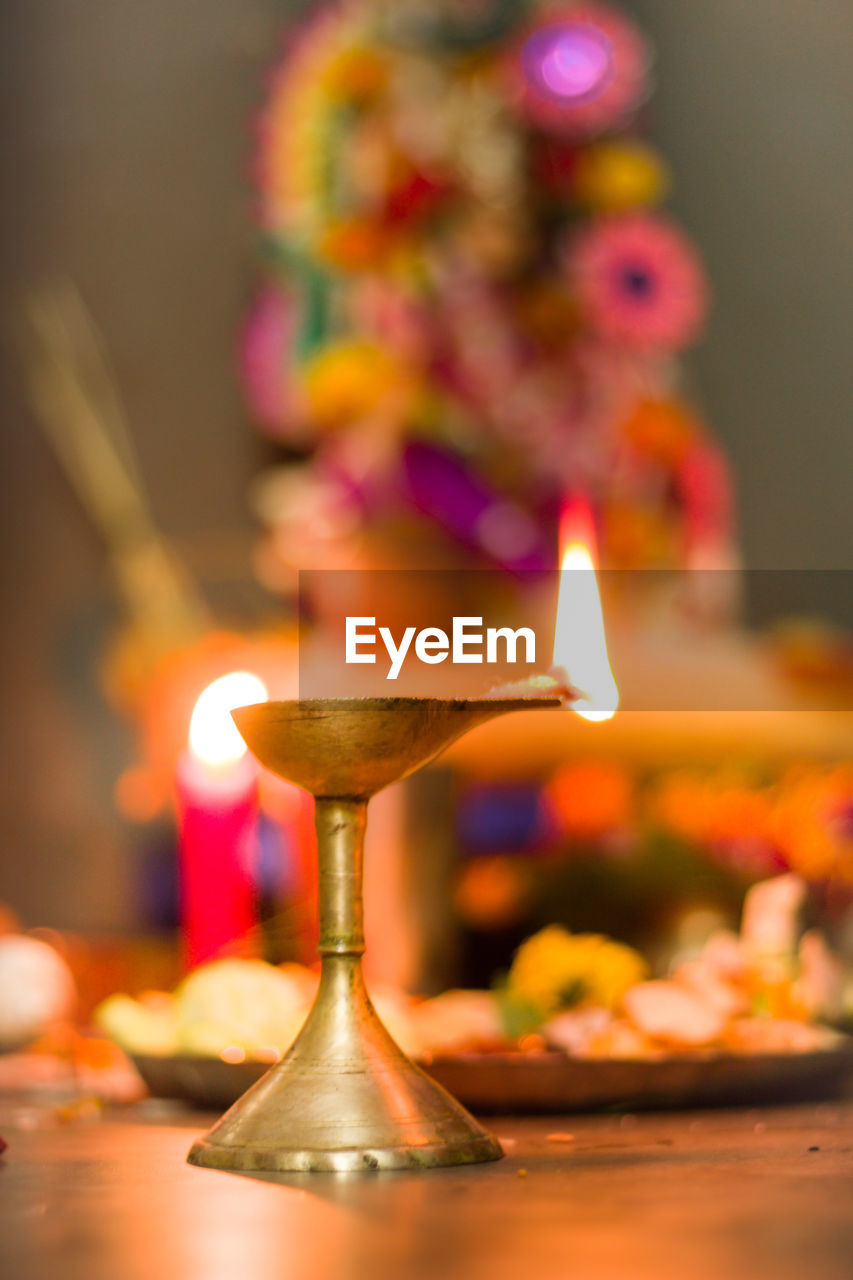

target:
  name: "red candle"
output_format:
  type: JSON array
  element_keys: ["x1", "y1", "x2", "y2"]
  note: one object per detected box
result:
[{"x1": 176, "y1": 672, "x2": 267, "y2": 971}]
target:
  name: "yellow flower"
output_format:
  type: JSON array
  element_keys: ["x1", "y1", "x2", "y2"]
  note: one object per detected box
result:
[
  {"x1": 507, "y1": 926, "x2": 648, "y2": 1016},
  {"x1": 320, "y1": 47, "x2": 387, "y2": 102},
  {"x1": 574, "y1": 141, "x2": 668, "y2": 212},
  {"x1": 302, "y1": 340, "x2": 408, "y2": 428}
]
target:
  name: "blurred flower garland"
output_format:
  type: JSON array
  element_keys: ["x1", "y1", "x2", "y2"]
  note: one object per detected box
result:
[
  {"x1": 453, "y1": 760, "x2": 853, "y2": 940},
  {"x1": 242, "y1": 0, "x2": 736, "y2": 586}
]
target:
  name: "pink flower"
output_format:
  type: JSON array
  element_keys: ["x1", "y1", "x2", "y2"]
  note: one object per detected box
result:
[
  {"x1": 567, "y1": 213, "x2": 709, "y2": 349},
  {"x1": 348, "y1": 277, "x2": 428, "y2": 364},
  {"x1": 239, "y1": 286, "x2": 310, "y2": 443},
  {"x1": 513, "y1": 3, "x2": 650, "y2": 136},
  {"x1": 677, "y1": 439, "x2": 735, "y2": 550}
]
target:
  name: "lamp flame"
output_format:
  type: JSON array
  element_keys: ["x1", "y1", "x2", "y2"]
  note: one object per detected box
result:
[
  {"x1": 553, "y1": 501, "x2": 619, "y2": 722},
  {"x1": 189, "y1": 672, "x2": 268, "y2": 767}
]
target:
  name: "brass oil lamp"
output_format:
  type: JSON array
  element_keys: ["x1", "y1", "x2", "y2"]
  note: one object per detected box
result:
[{"x1": 188, "y1": 693, "x2": 563, "y2": 1174}]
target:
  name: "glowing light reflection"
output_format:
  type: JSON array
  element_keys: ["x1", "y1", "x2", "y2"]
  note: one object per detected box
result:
[{"x1": 523, "y1": 25, "x2": 613, "y2": 104}]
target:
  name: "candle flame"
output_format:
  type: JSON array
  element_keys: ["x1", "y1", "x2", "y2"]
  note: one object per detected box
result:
[
  {"x1": 189, "y1": 672, "x2": 268, "y2": 766},
  {"x1": 553, "y1": 503, "x2": 618, "y2": 722}
]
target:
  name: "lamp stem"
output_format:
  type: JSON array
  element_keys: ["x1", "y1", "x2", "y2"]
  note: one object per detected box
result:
[{"x1": 315, "y1": 797, "x2": 367, "y2": 957}]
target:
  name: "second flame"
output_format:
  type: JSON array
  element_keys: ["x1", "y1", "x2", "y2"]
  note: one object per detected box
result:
[{"x1": 552, "y1": 503, "x2": 619, "y2": 722}]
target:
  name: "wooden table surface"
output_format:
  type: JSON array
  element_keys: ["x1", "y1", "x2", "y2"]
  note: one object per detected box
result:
[{"x1": 2, "y1": 1100, "x2": 851, "y2": 1280}]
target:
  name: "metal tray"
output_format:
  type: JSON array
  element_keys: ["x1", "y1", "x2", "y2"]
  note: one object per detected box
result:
[{"x1": 131, "y1": 1041, "x2": 853, "y2": 1113}]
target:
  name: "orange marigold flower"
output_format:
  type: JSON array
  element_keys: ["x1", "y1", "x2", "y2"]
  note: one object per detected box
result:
[
  {"x1": 546, "y1": 759, "x2": 634, "y2": 840},
  {"x1": 316, "y1": 217, "x2": 396, "y2": 271},
  {"x1": 453, "y1": 857, "x2": 530, "y2": 930},
  {"x1": 621, "y1": 397, "x2": 698, "y2": 466}
]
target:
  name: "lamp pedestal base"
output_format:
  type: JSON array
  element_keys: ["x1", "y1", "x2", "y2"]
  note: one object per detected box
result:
[{"x1": 188, "y1": 956, "x2": 502, "y2": 1173}]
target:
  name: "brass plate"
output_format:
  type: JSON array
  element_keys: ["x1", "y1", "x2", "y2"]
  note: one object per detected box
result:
[{"x1": 132, "y1": 1042, "x2": 853, "y2": 1114}]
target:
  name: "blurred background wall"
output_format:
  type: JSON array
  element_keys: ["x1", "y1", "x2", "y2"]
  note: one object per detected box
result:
[{"x1": 0, "y1": 0, "x2": 850, "y2": 929}]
